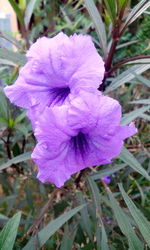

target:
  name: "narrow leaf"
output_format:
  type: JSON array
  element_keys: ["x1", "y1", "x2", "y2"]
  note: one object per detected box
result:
[
  {"x1": 104, "y1": 0, "x2": 116, "y2": 23},
  {"x1": 0, "y1": 212, "x2": 21, "y2": 250},
  {"x1": 90, "y1": 164, "x2": 127, "y2": 180},
  {"x1": 0, "y1": 152, "x2": 31, "y2": 170},
  {"x1": 23, "y1": 204, "x2": 86, "y2": 250},
  {"x1": 96, "y1": 223, "x2": 109, "y2": 250},
  {"x1": 0, "y1": 91, "x2": 8, "y2": 122},
  {"x1": 60, "y1": 225, "x2": 77, "y2": 250},
  {"x1": 87, "y1": 177, "x2": 101, "y2": 214},
  {"x1": 117, "y1": 40, "x2": 138, "y2": 49},
  {"x1": 117, "y1": 0, "x2": 130, "y2": 12},
  {"x1": 139, "y1": 113, "x2": 150, "y2": 121},
  {"x1": 14, "y1": 111, "x2": 27, "y2": 125},
  {"x1": 121, "y1": 105, "x2": 150, "y2": 124},
  {"x1": 0, "y1": 31, "x2": 22, "y2": 49},
  {"x1": 105, "y1": 64, "x2": 150, "y2": 93},
  {"x1": 130, "y1": 99, "x2": 150, "y2": 105},
  {"x1": 87, "y1": 177, "x2": 109, "y2": 249},
  {"x1": 122, "y1": 0, "x2": 150, "y2": 30},
  {"x1": 0, "y1": 59, "x2": 16, "y2": 66},
  {"x1": 0, "y1": 48, "x2": 27, "y2": 66},
  {"x1": 119, "y1": 184, "x2": 150, "y2": 248},
  {"x1": 126, "y1": 58, "x2": 150, "y2": 64},
  {"x1": 7, "y1": 0, "x2": 25, "y2": 26},
  {"x1": 76, "y1": 192, "x2": 92, "y2": 240},
  {"x1": 119, "y1": 147, "x2": 150, "y2": 181},
  {"x1": 24, "y1": 0, "x2": 37, "y2": 28},
  {"x1": 133, "y1": 73, "x2": 150, "y2": 88},
  {"x1": 108, "y1": 191, "x2": 143, "y2": 250},
  {"x1": 84, "y1": 0, "x2": 107, "y2": 58}
]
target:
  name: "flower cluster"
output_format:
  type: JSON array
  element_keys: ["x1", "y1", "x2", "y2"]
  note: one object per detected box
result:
[{"x1": 4, "y1": 32, "x2": 137, "y2": 187}]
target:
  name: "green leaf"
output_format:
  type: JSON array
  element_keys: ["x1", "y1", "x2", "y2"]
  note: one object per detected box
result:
[
  {"x1": 108, "y1": 191, "x2": 143, "y2": 250},
  {"x1": 0, "y1": 195, "x2": 17, "y2": 205},
  {"x1": 15, "y1": 124, "x2": 30, "y2": 138},
  {"x1": 24, "y1": 0, "x2": 37, "y2": 28},
  {"x1": 0, "y1": 59, "x2": 17, "y2": 66},
  {"x1": 119, "y1": 147, "x2": 150, "y2": 181},
  {"x1": 126, "y1": 58, "x2": 150, "y2": 65},
  {"x1": 90, "y1": 164, "x2": 127, "y2": 180},
  {"x1": 119, "y1": 184, "x2": 150, "y2": 248},
  {"x1": 76, "y1": 192, "x2": 92, "y2": 240},
  {"x1": 133, "y1": 73, "x2": 150, "y2": 88},
  {"x1": 96, "y1": 223, "x2": 109, "y2": 250},
  {"x1": 117, "y1": 40, "x2": 138, "y2": 50},
  {"x1": 105, "y1": 64, "x2": 150, "y2": 93},
  {"x1": 130, "y1": 99, "x2": 150, "y2": 105},
  {"x1": 0, "y1": 31, "x2": 22, "y2": 49},
  {"x1": 0, "y1": 90, "x2": 8, "y2": 124},
  {"x1": 101, "y1": 225, "x2": 109, "y2": 250},
  {"x1": 7, "y1": 0, "x2": 25, "y2": 26},
  {"x1": 19, "y1": 0, "x2": 26, "y2": 11},
  {"x1": 0, "y1": 48, "x2": 27, "y2": 66},
  {"x1": 60, "y1": 225, "x2": 77, "y2": 250},
  {"x1": 139, "y1": 113, "x2": 150, "y2": 121},
  {"x1": 0, "y1": 212, "x2": 21, "y2": 250},
  {"x1": 117, "y1": 0, "x2": 130, "y2": 12},
  {"x1": 14, "y1": 111, "x2": 27, "y2": 125},
  {"x1": 23, "y1": 204, "x2": 86, "y2": 250},
  {"x1": 60, "y1": 6, "x2": 72, "y2": 26},
  {"x1": 121, "y1": 105, "x2": 150, "y2": 124},
  {"x1": 84, "y1": 0, "x2": 107, "y2": 59},
  {"x1": 87, "y1": 177, "x2": 101, "y2": 214},
  {"x1": 122, "y1": 0, "x2": 150, "y2": 30},
  {"x1": 0, "y1": 152, "x2": 31, "y2": 171},
  {"x1": 104, "y1": 0, "x2": 116, "y2": 23},
  {"x1": 87, "y1": 177, "x2": 109, "y2": 249}
]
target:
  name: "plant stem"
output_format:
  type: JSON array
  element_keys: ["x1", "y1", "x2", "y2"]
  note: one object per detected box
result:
[
  {"x1": 100, "y1": 24, "x2": 120, "y2": 91},
  {"x1": 6, "y1": 130, "x2": 12, "y2": 159}
]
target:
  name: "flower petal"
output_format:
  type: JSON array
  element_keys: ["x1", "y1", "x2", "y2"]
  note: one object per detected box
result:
[{"x1": 4, "y1": 33, "x2": 104, "y2": 113}]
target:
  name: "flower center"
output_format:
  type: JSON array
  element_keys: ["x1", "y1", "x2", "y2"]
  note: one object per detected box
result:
[
  {"x1": 70, "y1": 132, "x2": 89, "y2": 157},
  {"x1": 50, "y1": 87, "x2": 70, "y2": 105}
]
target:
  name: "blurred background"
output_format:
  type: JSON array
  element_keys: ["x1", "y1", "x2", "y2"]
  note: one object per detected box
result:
[{"x1": 0, "y1": 1, "x2": 150, "y2": 249}]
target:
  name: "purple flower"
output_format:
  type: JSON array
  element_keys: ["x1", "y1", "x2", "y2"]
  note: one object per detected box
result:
[
  {"x1": 31, "y1": 91, "x2": 137, "y2": 187},
  {"x1": 101, "y1": 174, "x2": 115, "y2": 184},
  {"x1": 101, "y1": 176, "x2": 111, "y2": 184},
  {"x1": 4, "y1": 32, "x2": 104, "y2": 125}
]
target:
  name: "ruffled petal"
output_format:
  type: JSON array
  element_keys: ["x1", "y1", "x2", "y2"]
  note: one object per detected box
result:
[
  {"x1": 117, "y1": 122, "x2": 138, "y2": 139},
  {"x1": 34, "y1": 106, "x2": 76, "y2": 142},
  {"x1": 68, "y1": 91, "x2": 101, "y2": 133},
  {"x1": 31, "y1": 92, "x2": 137, "y2": 187},
  {"x1": 32, "y1": 137, "x2": 110, "y2": 187},
  {"x1": 4, "y1": 32, "x2": 104, "y2": 113},
  {"x1": 4, "y1": 76, "x2": 52, "y2": 109},
  {"x1": 68, "y1": 91, "x2": 121, "y2": 135}
]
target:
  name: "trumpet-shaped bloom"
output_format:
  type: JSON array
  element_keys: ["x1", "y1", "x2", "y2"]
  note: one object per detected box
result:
[
  {"x1": 4, "y1": 33, "x2": 104, "y2": 115},
  {"x1": 31, "y1": 91, "x2": 137, "y2": 187}
]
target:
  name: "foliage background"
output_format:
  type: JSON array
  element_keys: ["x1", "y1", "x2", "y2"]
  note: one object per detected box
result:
[{"x1": 0, "y1": 0, "x2": 150, "y2": 249}]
